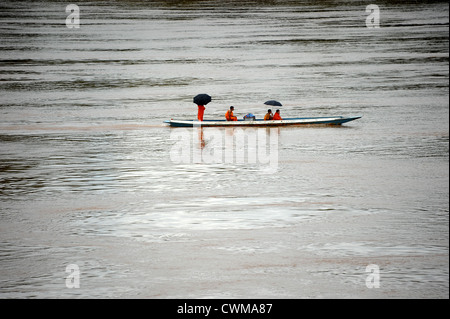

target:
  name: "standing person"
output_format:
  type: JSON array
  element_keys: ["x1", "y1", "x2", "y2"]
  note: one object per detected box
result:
[
  {"x1": 197, "y1": 104, "x2": 205, "y2": 121},
  {"x1": 264, "y1": 109, "x2": 273, "y2": 120},
  {"x1": 273, "y1": 109, "x2": 282, "y2": 120},
  {"x1": 193, "y1": 94, "x2": 211, "y2": 121},
  {"x1": 225, "y1": 106, "x2": 238, "y2": 121}
]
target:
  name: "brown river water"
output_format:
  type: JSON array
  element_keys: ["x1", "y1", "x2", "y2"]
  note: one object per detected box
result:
[{"x1": 0, "y1": 0, "x2": 448, "y2": 298}]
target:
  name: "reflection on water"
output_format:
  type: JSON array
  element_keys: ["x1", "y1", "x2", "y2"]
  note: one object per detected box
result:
[
  {"x1": 170, "y1": 126, "x2": 280, "y2": 172},
  {"x1": 0, "y1": 0, "x2": 448, "y2": 298}
]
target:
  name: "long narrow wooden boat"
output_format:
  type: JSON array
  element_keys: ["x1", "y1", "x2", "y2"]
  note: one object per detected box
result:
[{"x1": 165, "y1": 116, "x2": 361, "y2": 127}]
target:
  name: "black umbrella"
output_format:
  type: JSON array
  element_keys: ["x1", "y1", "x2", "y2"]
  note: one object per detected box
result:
[
  {"x1": 193, "y1": 94, "x2": 212, "y2": 106},
  {"x1": 264, "y1": 100, "x2": 282, "y2": 107}
]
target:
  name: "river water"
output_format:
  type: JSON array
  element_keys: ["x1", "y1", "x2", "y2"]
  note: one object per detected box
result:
[{"x1": 0, "y1": 0, "x2": 448, "y2": 298}]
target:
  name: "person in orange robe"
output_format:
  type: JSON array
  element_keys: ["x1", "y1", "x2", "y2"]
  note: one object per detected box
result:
[
  {"x1": 272, "y1": 109, "x2": 282, "y2": 120},
  {"x1": 225, "y1": 106, "x2": 238, "y2": 121},
  {"x1": 264, "y1": 109, "x2": 273, "y2": 121},
  {"x1": 197, "y1": 105, "x2": 205, "y2": 121}
]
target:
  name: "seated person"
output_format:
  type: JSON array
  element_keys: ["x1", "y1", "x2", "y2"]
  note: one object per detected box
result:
[
  {"x1": 225, "y1": 106, "x2": 238, "y2": 121},
  {"x1": 264, "y1": 109, "x2": 273, "y2": 121},
  {"x1": 272, "y1": 109, "x2": 283, "y2": 120}
]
